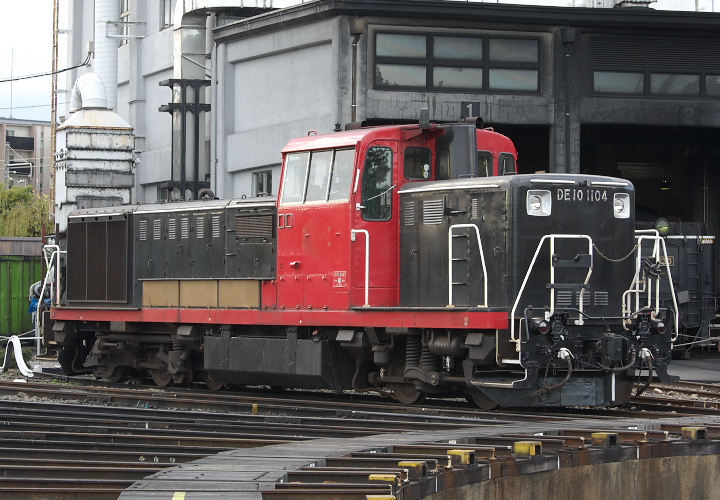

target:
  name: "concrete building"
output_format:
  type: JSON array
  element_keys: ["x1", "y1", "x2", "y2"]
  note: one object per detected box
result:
[
  {"x1": 62, "y1": 0, "x2": 720, "y2": 240},
  {"x1": 0, "y1": 118, "x2": 52, "y2": 195}
]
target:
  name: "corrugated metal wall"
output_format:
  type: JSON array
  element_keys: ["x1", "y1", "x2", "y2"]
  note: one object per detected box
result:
[{"x1": 0, "y1": 256, "x2": 42, "y2": 336}]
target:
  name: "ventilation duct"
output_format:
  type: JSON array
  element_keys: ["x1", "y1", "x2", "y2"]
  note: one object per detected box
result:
[
  {"x1": 69, "y1": 73, "x2": 108, "y2": 111},
  {"x1": 94, "y1": 0, "x2": 119, "y2": 110}
]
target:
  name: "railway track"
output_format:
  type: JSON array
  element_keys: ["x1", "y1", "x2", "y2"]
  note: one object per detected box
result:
[{"x1": 0, "y1": 375, "x2": 718, "y2": 499}]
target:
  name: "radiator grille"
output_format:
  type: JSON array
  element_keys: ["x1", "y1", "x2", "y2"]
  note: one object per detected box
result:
[
  {"x1": 168, "y1": 218, "x2": 176, "y2": 240},
  {"x1": 422, "y1": 199, "x2": 445, "y2": 225},
  {"x1": 67, "y1": 220, "x2": 127, "y2": 302},
  {"x1": 236, "y1": 214, "x2": 274, "y2": 239},
  {"x1": 471, "y1": 198, "x2": 479, "y2": 220}
]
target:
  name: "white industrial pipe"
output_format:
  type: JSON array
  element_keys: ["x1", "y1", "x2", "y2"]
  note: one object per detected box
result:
[
  {"x1": 69, "y1": 73, "x2": 108, "y2": 111},
  {"x1": 94, "y1": 0, "x2": 119, "y2": 110}
]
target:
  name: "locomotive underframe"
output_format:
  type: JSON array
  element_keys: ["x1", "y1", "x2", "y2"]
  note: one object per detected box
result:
[{"x1": 48, "y1": 306, "x2": 676, "y2": 408}]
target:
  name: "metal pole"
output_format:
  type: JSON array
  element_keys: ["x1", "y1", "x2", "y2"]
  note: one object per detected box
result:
[
  {"x1": 50, "y1": 0, "x2": 59, "y2": 221},
  {"x1": 193, "y1": 82, "x2": 200, "y2": 200}
]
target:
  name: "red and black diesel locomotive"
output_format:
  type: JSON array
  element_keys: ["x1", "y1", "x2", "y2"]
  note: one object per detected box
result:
[{"x1": 46, "y1": 117, "x2": 678, "y2": 408}]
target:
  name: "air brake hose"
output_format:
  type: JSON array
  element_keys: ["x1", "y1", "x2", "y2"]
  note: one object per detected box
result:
[{"x1": 536, "y1": 348, "x2": 573, "y2": 395}]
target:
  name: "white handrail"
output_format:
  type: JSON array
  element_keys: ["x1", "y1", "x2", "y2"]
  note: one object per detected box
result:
[
  {"x1": 624, "y1": 233, "x2": 679, "y2": 341},
  {"x1": 351, "y1": 229, "x2": 370, "y2": 307},
  {"x1": 36, "y1": 246, "x2": 65, "y2": 356},
  {"x1": 448, "y1": 224, "x2": 488, "y2": 307},
  {"x1": 509, "y1": 234, "x2": 593, "y2": 352}
]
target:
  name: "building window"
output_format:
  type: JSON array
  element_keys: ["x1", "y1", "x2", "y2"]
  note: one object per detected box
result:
[
  {"x1": 161, "y1": 0, "x2": 174, "y2": 30},
  {"x1": 374, "y1": 32, "x2": 540, "y2": 94},
  {"x1": 591, "y1": 37, "x2": 719, "y2": 97},
  {"x1": 707, "y1": 75, "x2": 720, "y2": 96},
  {"x1": 6, "y1": 130, "x2": 14, "y2": 137},
  {"x1": 594, "y1": 71, "x2": 644, "y2": 94},
  {"x1": 253, "y1": 170, "x2": 272, "y2": 197},
  {"x1": 120, "y1": 0, "x2": 130, "y2": 45},
  {"x1": 650, "y1": 73, "x2": 699, "y2": 96}
]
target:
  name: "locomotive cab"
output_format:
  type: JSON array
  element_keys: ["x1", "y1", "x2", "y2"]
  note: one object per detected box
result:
[{"x1": 274, "y1": 121, "x2": 518, "y2": 310}]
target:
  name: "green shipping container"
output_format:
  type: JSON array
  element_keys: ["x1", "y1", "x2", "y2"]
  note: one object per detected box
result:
[{"x1": 0, "y1": 238, "x2": 43, "y2": 336}]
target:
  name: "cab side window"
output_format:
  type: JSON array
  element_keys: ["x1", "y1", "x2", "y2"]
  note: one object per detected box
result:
[
  {"x1": 362, "y1": 146, "x2": 393, "y2": 221},
  {"x1": 404, "y1": 147, "x2": 432, "y2": 180},
  {"x1": 281, "y1": 152, "x2": 309, "y2": 204},
  {"x1": 478, "y1": 151, "x2": 493, "y2": 177},
  {"x1": 328, "y1": 149, "x2": 355, "y2": 202},
  {"x1": 305, "y1": 151, "x2": 332, "y2": 203},
  {"x1": 498, "y1": 153, "x2": 516, "y2": 175}
]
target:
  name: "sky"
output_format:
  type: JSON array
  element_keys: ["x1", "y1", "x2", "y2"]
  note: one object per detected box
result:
[
  {"x1": 0, "y1": 0, "x2": 54, "y2": 122},
  {"x1": 0, "y1": 0, "x2": 715, "y2": 123}
]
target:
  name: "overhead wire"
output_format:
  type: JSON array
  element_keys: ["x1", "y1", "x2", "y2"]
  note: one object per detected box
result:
[{"x1": 0, "y1": 53, "x2": 91, "y2": 84}]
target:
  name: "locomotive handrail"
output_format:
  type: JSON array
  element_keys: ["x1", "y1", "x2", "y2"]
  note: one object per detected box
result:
[
  {"x1": 623, "y1": 233, "x2": 679, "y2": 341},
  {"x1": 37, "y1": 246, "x2": 65, "y2": 356},
  {"x1": 509, "y1": 234, "x2": 593, "y2": 353},
  {"x1": 40, "y1": 246, "x2": 66, "y2": 309},
  {"x1": 351, "y1": 229, "x2": 370, "y2": 307},
  {"x1": 448, "y1": 224, "x2": 488, "y2": 308}
]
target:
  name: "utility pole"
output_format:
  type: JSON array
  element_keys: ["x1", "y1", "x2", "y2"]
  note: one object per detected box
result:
[{"x1": 50, "y1": 0, "x2": 60, "y2": 223}]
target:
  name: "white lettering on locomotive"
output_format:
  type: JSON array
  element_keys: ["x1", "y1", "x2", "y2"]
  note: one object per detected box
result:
[{"x1": 557, "y1": 188, "x2": 607, "y2": 202}]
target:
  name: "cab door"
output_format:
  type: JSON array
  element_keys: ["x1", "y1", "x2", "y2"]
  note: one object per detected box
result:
[
  {"x1": 276, "y1": 148, "x2": 356, "y2": 310},
  {"x1": 351, "y1": 140, "x2": 399, "y2": 307}
]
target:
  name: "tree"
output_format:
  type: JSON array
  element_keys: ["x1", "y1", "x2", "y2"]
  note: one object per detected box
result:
[{"x1": 0, "y1": 185, "x2": 53, "y2": 237}]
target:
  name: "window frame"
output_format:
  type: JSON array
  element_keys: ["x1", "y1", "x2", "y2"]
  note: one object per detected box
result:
[
  {"x1": 590, "y1": 36, "x2": 720, "y2": 98},
  {"x1": 280, "y1": 148, "x2": 356, "y2": 206},
  {"x1": 361, "y1": 146, "x2": 394, "y2": 222},
  {"x1": 373, "y1": 31, "x2": 541, "y2": 94},
  {"x1": 253, "y1": 170, "x2": 273, "y2": 197}
]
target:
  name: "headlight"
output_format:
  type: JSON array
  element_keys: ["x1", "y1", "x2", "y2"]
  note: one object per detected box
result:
[
  {"x1": 614, "y1": 198, "x2": 624, "y2": 213},
  {"x1": 613, "y1": 193, "x2": 630, "y2": 219},
  {"x1": 526, "y1": 190, "x2": 551, "y2": 217},
  {"x1": 530, "y1": 195, "x2": 542, "y2": 211}
]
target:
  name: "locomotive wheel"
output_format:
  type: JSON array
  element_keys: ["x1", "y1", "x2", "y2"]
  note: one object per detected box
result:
[
  {"x1": 150, "y1": 369, "x2": 174, "y2": 388},
  {"x1": 387, "y1": 346, "x2": 426, "y2": 405},
  {"x1": 201, "y1": 371, "x2": 227, "y2": 391},
  {"x1": 466, "y1": 388, "x2": 499, "y2": 410},
  {"x1": 105, "y1": 367, "x2": 129, "y2": 383},
  {"x1": 389, "y1": 381, "x2": 427, "y2": 405}
]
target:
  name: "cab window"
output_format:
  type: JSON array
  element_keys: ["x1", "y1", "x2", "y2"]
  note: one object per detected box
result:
[
  {"x1": 478, "y1": 151, "x2": 493, "y2": 177},
  {"x1": 404, "y1": 147, "x2": 432, "y2": 180},
  {"x1": 305, "y1": 151, "x2": 332, "y2": 203},
  {"x1": 498, "y1": 153, "x2": 516, "y2": 175},
  {"x1": 328, "y1": 149, "x2": 355, "y2": 202},
  {"x1": 281, "y1": 152, "x2": 309, "y2": 204},
  {"x1": 281, "y1": 148, "x2": 356, "y2": 205},
  {"x1": 362, "y1": 146, "x2": 393, "y2": 221}
]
